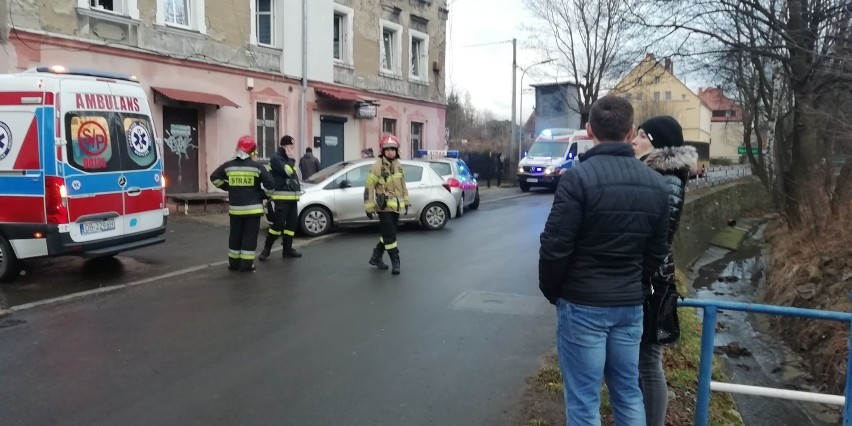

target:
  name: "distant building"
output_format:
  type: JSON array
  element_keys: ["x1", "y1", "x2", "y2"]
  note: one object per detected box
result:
[
  {"x1": 698, "y1": 87, "x2": 746, "y2": 161},
  {"x1": 531, "y1": 82, "x2": 582, "y2": 136}
]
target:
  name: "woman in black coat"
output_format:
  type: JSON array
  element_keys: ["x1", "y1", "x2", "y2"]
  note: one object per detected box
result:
[{"x1": 631, "y1": 115, "x2": 698, "y2": 426}]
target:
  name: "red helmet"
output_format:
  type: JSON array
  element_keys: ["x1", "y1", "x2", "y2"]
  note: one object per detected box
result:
[
  {"x1": 379, "y1": 134, "x2": 400, "y2": 150},
  {"x1": 236, "y1": 135, "x2": 257, "y2": 154}
]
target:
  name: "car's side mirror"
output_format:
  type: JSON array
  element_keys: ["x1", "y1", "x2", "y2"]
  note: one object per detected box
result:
[
  {"x1": 473, "y1": 173, "x2": 479, "y2": 179},
  {"x1": 339, "y1": 179, "x2": 351, "y2": 189}
]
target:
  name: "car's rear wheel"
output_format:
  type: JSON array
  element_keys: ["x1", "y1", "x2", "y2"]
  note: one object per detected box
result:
[
  {"x1": 519, "y1": 182, "x2": 530, "y2": 192},
  {"x1": 0, "y1": 235, "x2": 21, "y2": 283},
  {"x1": 470, "y1": 189, "x2": 480, "y2": 210},
  {"x1": 420, "y1": 203, "x2": 449, "y2": 231},
  {"x1": 456, "y1": 195, "x2": 464, "y2": 217},
  {"x1": 300, "y1": 206, "x2": 332, "y2": 237}
]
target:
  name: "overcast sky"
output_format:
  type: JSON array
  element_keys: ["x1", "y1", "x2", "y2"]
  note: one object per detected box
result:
[
  {"x1": 444, "y1": 0, "x2": 707, "y2": 124},
  {"x1": 444, "y1": 0, "x2": 554, "y2": 124}
]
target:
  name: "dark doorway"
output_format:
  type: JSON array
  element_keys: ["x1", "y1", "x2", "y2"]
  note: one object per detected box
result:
[
  {"x1": 320, "y1": 115, "x2": 347, "y2": 168},
  {"x1": 161, "y1": 106, "x2": 200, "y2": 193}
]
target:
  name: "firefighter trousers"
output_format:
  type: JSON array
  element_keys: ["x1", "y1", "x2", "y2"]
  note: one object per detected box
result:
[
  {"x1": 377, "y1": 212, "x2": 400, "y2": 252},
  {"x1": 267, "y1": 200, "x2": 298, "y2": 241},
  {"x1": 228, "y1": 215, "x2": 261, "y2": 271}
]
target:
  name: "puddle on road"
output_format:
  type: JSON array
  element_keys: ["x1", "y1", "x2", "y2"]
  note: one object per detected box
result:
[
  {"x1": 0, "y1": 256, "x2": 156, "y2": 309},
  {"x1": 689, "y1": 223, "x2": 841, "y2": 426}
]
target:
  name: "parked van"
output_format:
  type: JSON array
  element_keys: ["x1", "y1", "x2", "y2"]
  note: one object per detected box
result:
[
  {"x1": 517, "y1": 128, "x2": 595, "y2": 191},
  {"x1": 0, "y1": 66, "x2": 168, "y2": 282}
]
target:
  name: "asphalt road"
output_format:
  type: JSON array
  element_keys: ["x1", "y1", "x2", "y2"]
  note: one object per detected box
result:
[{"x1": 0, "y1": 187, "x2": 559, "y2": 425}]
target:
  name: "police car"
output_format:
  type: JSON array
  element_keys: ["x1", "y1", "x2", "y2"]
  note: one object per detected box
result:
[
  {"x1": 0, "y1": 66, "x2": 168, "y2": 282},
  {"x1": 416, "y1": 150, "x2": 480, "y2": 217}
]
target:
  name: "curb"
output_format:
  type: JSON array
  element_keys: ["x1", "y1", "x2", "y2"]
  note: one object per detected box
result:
[{"x1": 7, "y1": 233, "x2": 340, "y2": 314}]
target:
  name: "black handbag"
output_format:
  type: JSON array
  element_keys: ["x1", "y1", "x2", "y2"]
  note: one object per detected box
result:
[{"x1": 643, "y1": 283, "x2": 681, "y2": 346}]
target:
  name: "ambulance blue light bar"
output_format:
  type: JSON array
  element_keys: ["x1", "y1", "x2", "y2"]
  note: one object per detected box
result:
[
  {"x1": 417, "y1": 149, "x2": 460, "y2": 158},
  {"x1": 33, "y1": 66, "x2": 140, "y2": 82}
]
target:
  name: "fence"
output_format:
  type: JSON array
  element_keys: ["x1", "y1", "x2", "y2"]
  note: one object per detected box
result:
[
  {"x1": 687, "y1": 164, "x2": 753, "y2": 190},
  {"x1": 677, "y1": 297, "x2": 852, "y2": 426}
]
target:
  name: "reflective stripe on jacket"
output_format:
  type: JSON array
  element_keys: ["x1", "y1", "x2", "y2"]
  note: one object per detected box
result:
[
  {"x1": 209, "y1": 157, "x2": 275, "y2": 216},
  {"x1": 364, "y1": 157, "x2": 410, "y2": 213}
]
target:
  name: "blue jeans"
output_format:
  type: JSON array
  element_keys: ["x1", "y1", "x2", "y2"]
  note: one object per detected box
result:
[{"x1": 556, "y1": 299, "x2": 645, "y2": 426}]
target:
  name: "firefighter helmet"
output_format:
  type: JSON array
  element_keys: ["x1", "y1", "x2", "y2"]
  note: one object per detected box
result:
[
  {"x1": 236, "y1": 135, "x2": 257, "y2": 154},
  {"x1": 379, "y1": 134, "x2": 400, "y2": 150}
]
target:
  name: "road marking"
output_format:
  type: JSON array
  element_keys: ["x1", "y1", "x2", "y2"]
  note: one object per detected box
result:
[
  {"x1": 481, "y1": 192, "x2": 533, "y2": 204},
  {"x1": 8, "y1": 233, "x2": 340, "y2": 313}
]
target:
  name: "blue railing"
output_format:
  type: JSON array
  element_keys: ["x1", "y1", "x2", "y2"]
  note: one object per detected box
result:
[{"x1": 678, "y1": 298, "x2": 852, "y2": 426}]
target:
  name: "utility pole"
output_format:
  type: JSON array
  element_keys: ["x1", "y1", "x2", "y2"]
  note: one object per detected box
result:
[{"x1": 510, "y1": 38, "x2": 518, "y2": 165}]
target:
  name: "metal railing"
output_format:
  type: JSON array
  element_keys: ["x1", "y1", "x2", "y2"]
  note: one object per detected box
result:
[
  {"x1": 687, "y1": 164, "x2": 753, "y2": 190},
  {"x1": 678, "y1": 298, "x2": 852, "y2": 425}
]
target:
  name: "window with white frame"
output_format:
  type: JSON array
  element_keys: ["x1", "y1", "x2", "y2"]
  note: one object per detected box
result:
[
  {"x1": 156, "y1": 0, "x2": 206, "y2": 33},
  {"x1": 78, "y1": 0, "x2": 139, "y2": 18},
  {"x1": 409, "y1": 29, "x2": 429, "y2": 81},
  {"x1": 379, "y1": 20, "x2": 403, "y2": 75},
  {"x1": 333, "y1": 5, "x2": 354, "y2": 64},
  {"x1": 255, "y1": 0, "x2": 274, "y2": 46}
]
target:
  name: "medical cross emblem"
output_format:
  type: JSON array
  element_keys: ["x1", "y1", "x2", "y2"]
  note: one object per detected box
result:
[
  {"x1": 127, "y1": 122, "x2": 151, "y2": 157},
  {"x1": 0, "y1": 121, "x2": 12, "y2": 161}
]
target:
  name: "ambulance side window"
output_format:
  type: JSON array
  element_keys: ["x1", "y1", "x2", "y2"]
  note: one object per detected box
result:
[
  {"x1": 64, "y1": 112, "x2": 121, "y2": 173},
  {"x1": 117, "y1": 113, "x2": 157, "y2": 170}
]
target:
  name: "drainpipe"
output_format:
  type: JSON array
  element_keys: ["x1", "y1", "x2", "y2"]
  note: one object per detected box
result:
[{"x1": 300, "y1": 0, "x2": 308, "y2": 151}]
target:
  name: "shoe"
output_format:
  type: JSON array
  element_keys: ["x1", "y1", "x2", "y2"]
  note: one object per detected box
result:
[
  {"x1": 369, "y1": 245, "x2": 389, "y2": 270},
  {"x1": 239, "y1": 259, "x2": 256, "y2": 272},
  {"x1": 228, "y1": 257, "x2": 240, "y2": 271},
  {"x1": 258, "y1": 234, "x2": 277, "y2": 261},
  {"x1": 282, "y1": 236, "x2": 303, "y2": 258},
  {"x1": 388, "y1": 248, "x2": 400, "y2": 275}
]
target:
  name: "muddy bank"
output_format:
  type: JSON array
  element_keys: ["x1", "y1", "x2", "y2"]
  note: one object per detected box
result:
[{"x1": 690, "y1": 220, "x2": 841, "y2": 426}]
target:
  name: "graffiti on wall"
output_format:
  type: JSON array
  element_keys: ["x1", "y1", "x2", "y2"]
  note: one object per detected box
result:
[{"x1": 164, "y1": 124, "x2": 196, "y2": 183}]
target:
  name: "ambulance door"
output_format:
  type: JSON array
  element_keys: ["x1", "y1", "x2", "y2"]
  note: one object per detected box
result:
[
  {"x1": 108, "y1": 81, "x2": 164, "y2": 235},
  {"x1": 60, "y1": 80, "x2": 127, "y2": 242}
]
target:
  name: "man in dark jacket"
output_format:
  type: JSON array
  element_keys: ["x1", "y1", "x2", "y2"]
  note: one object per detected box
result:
[
  {"x1": 258, "y1": 135, "x2": 303, "y2": 260},
  {"x1": 299, "y1": 147, "x2": 321, "y2": 181},
  {"x1": 538, "y1": 96, "x2": 670, "y2": 425},
  {"x1": 210, "y1": 136, "x2": 275, "y2": 272}
]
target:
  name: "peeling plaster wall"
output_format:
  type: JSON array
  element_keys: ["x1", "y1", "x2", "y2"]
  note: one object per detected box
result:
[
  {"x1": 336, "y1": 0, "x2": 448, "y2": 105},
  {"x1": 7, "y1": 0, "x2": 279, "y2": 75}
]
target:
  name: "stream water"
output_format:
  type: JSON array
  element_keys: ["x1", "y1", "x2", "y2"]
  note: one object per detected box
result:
[{"x1": 688, "y1": 222, "x2": 841, "y2": 426}]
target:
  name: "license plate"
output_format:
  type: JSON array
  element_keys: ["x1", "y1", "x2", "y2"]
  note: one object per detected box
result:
[
  {"x1": 80, "y1": 219, "x2": 116, "y2": 235},
  {"x1": 527, "y1": 178, "x2": 539, "y2": 183}
]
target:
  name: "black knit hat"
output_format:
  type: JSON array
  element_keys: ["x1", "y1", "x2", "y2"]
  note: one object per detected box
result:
[
  {"x1": 638, "y1": 116, "x2": 683, "y2": 149},
  {"x1": 280, "y1": 135, "x2": 295, "y2": 146}
]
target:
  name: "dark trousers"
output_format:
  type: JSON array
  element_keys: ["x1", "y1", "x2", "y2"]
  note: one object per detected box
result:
[
  {"x1": 229, "y1": 215, "x2": 261, "y2": 270},
  {"x1": 377, "y1": 212, "x2": 399, "y2": 251},
  {"x1": 267, "y1": 200, "x2": 298, "y2": 240}
]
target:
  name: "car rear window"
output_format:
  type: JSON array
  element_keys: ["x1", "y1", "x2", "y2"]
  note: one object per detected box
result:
[
  {"x1": 65, "y1": 111, "x2": 158, "y2": 173},
  {"x1": 429, "y1": 162, "x2": 452, "y2": 176}
]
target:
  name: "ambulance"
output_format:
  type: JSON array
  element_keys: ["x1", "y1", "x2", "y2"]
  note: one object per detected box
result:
[{"x1": 0, "y1": 66, "x2": 168, "y2": 282}]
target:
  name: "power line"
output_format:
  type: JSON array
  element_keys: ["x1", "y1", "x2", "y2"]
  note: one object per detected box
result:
[{"x1": 462, "y1": 39, "x2": 514, "y2": 48}]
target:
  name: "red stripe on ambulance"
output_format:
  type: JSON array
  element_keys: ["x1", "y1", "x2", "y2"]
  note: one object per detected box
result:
[
  {"x1": 124, "y1": 189, "x2": 165, "y2": 215},
  {"x1": 67, "y1": 193, "x2": 123, "y2": 222},
  {"x1": 0, "y1": 196, "x2": 45, "y2": 223},
  {"x1": 13, "y1": 119, "x2": 41, "y2": 169},
  {"x1": 0, "y1": 92, "x2": 49, "y2": 106}
]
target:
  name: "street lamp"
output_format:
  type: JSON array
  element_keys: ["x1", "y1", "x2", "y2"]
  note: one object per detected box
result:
[{"x1": 517, "y1": 58, "x2": 555, "y2": 161}]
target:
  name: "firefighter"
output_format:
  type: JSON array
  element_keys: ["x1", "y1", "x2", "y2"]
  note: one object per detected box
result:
[
  {"x1": 210, "y1": 136, "x2": 275, "y2": 272},
  {"x1": 258, "y1": 135, "x2": 303, "y2": 261},
  {"x1": 364, "y1": 134, "x2": 410, "y2": 275}
]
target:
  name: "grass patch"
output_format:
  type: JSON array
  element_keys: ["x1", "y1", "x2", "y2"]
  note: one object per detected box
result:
[{"x1": 514, "y1": 270, "x2": 744, "y2": 426}]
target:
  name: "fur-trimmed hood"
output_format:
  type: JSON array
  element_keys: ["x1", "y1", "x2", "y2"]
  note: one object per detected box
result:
[{"x1": 644, "y1": 145, "x2": 698, "y2": 172}]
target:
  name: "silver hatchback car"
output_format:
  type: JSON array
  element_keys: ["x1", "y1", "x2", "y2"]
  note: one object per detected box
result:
[{"x1": 296, "y1": 159, "x2": 459, "y2": 237}]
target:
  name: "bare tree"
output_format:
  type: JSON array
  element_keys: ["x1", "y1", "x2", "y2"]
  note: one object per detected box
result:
[
  {"x1": 634, "y1": 0, "x2": 852, "y2": 224},
  {"x1": 523, "y1": 0, "x2": 644, "y2": 126}
]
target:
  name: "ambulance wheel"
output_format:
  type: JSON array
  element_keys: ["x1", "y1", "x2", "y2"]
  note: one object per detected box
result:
[
  {"x1": 0, "y1": 235, "x2": 21, "y2": 283},
  {"x1": 519, "y1": 182, "x2": 530, "y2": 192}
]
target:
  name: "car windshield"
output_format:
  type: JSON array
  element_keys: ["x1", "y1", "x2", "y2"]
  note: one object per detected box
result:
[
  {"x1": 306, "y1": 162, "x2": 352, "y2": 183},
  {"x1": 527, "y1": 142, "x2": 571, "y2": 158}
]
